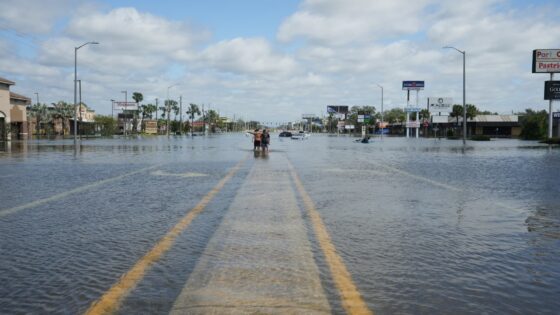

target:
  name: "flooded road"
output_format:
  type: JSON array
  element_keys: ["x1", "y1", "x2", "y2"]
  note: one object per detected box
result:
[{"x1": 0, "y1": 135, "x2": 559, "y2": 314}]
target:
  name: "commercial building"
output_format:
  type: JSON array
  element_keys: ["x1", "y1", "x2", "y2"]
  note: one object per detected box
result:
[{"x1": 0, "y1": 76, "x2": 30, "y2": 140}]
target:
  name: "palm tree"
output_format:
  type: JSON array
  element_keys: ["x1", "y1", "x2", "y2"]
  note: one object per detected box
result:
[
  {"x1": 132, "y1": 92, "x2": 143, "y2": 133},
  {"x1": 420, "y1": 109, "x2": 430, "y2": 137},
  {"x1": 186, "y1": 103, "x2": 200, "y2": 137},
  {"x1": 52, "y1": 101, "x2": 73, "y2": 135}
]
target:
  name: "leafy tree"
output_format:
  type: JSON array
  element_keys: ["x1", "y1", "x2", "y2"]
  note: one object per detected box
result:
[
  {"x1": 52, "y1": 101, "x2": 73, "y2": 135},
  {"x1": 450, "y1": 104, "x2": 463, "y2": 125},
  {"x1": 94, "y1": 115, "x2": 117, "y2": 136},
  {"x1": 206, "y1": 109, "x2": 220, "y2": 132},
  {"x1": 384, "y1": 108, "x2": 405, "y2": 124},
  {"x1": 519, "y1": 109, "x2": 548, "y2": 140},
  {"x1": 186, "y1": 103, "x2": 201, "y2": 136},
  {"x1": 29, "y1": 103, "x2": 51, "y2": 136}
]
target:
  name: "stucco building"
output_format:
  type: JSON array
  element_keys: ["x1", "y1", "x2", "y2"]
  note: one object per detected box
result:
[{"x1": 0, "y1": 76, "x2": 30, "y2": 140}]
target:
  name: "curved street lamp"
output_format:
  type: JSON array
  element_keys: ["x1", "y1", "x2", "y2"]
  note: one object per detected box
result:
[
  {"x1": 443, "y1": 46, "x2": 466, "y2": 144},
  {"x1": 74, "y1": 41, "x2": 99, "y2": 149},
  {"x1": 376, "y1": 84, "x2": 384, "y2": 139}
]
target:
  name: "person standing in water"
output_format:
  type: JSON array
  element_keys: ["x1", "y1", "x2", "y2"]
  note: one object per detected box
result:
[
  {"x1": 261, "y1": 129, "x2": 270, "y2": 152},
  {"x1": 247, "y1": 129, "x2": 262, "y2": 151}
]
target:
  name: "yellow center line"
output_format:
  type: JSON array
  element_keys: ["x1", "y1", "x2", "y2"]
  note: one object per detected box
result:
[
  {"x1": 84, "y1": 157, "x2": 247, "y2": 315},
  {"x1": 288, "y1": 160, "x2": 373, "y2": 315},
  {"x1": 0, "y1": 164, "x2": 162, "y2": 219}
]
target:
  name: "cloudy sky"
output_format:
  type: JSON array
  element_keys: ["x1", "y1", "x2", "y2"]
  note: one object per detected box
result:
[{"x1": 1, "y1": 0, "x2": 559, "y2": 122}]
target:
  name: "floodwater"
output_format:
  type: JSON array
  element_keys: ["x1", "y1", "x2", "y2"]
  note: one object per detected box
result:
[{"x1": 0, "y1": 134, "x2": 559, "y2": 314}]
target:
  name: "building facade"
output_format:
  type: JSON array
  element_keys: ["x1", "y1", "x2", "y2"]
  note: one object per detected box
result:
[{"x1": 0, "y1": 76, "x2": 30, "y2": 140}]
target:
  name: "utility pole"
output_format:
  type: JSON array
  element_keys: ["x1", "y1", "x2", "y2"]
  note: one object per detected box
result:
[
  {"x1": 78, "y1": 80, "x2": 82, "y2": 139},
  {"x1": 155, "y1": 98, "x2": 159, "y2": 134},
  {"x1": 180, "y1": 95, "x2": 183, "y2": 135},
  {"x1": 121, "y1": 91, "x2": 127, "y2": 136}
]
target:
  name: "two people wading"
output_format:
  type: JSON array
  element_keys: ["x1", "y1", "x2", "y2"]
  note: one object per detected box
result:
[{"x1": 248, "y1": 129, "x2": 270, "y2": 152}]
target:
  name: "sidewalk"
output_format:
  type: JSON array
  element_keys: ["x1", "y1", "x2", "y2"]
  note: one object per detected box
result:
[{"x1": 170, "y1": 154, "x2": 331, "y2": 314}]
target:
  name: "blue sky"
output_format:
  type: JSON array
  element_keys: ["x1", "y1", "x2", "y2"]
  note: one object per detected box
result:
[
  {"x1": 98, "y1": 0, "x2": 300, "y2": 42},
  {"x1": 1, "y1": 0, "x2": 560, "y2": 122}
]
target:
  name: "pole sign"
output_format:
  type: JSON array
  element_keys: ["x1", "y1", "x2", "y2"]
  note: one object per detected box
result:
[
  {"x1": 327, "y1": 105, "x2": 349, "y2": 114},
  {"x1": 114, "y1": 102, "x2": 138, "y2": 110},
  {"x1": 553, "y1": 112, "x2": 560, "y2": 119},
  {"x1": 402, "y1": 81, "x2": 424, "y2": 90},
  {"x1": 404, "y1": 107, "x2": 421, "y2": 112},
  {"x1": 427, "y1": 97, "x2": 452, "y2": 112},
  {"x1": 544, "y1": 81, "x2": 560, "y2": 100},
  {"x1": 533, "y1": 49, "x2": 560, "y2": 73}
]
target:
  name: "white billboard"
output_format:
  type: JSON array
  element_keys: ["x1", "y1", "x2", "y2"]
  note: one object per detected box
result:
[
  {"x1": 428, "y1": 97, "x2": 452, "y2": 112},
  {"x1": 431, "y1": 115, "x2": 449, "y2": 123},
  {"x1": 114, "y1": 102, "x2": 138, "y2": 110},
  {"x1": 532, "y1": 49, "x2": 560, "y2": 73}
]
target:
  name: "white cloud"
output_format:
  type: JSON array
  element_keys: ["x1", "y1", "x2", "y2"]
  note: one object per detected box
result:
[
  {"x1": 200, "y1": 38, "x2": 298, "y2": 77},
  {"x1": 0, "y1": 0, "x2": 82, "y2": 34},
  {"x1": 278, "y1": 0, "x2": 433, "y2": 45}
]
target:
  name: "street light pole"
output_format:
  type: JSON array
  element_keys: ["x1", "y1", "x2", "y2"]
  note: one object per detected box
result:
[
  {"x1": 443, "y1": 46, "x2": 466, "y2": 144},
  {"x1": 121, "y1": 91, "x2": 127, "y2": 136},
  {"x1": 78, "y1": 80, "x2": 82, "y2": 139},
  {"x1": 74, "y1": 41, "x2": 98, "y2": 149},
  {"x1": 376, "y1": 84, "x2": 384, "y2": 139},
  {"x1": 111, "y1": 99, "x2": 115, "y2": 120}
]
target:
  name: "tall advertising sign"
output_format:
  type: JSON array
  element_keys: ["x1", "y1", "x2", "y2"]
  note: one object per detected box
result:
[
  {"x1": 427, "y1": 97, "x2": 452, "y2": 113},
  {"x1": 403, "y1": 81, "x2": 424, "y2": 138},
  {"x1": 533, "y1": 49, "x2": 560, "y2": 139},
  {"x1": 544, "y1": 81, "x2": 560, "y2": 100},
  {"x1": 533, "y1": 49, "x2": 560, "y2": 73}
]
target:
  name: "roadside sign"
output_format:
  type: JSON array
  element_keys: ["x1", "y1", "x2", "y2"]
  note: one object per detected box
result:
[
  {"x1": 553, "y1": 112, "x2": 560, "y2": 119},
  {"x1": 428, "y1": 97, "x2": 452, "y2": 112},
  {"x1": 402, "y1": 81, "x2": 425, "y2": 90},
  {"x1": 406, "y1": 121, "x2": 419, "y2": 128},
  {"x1": 404, "y1": 107, "x2": 421, "y2": 112},
  {"x1": 327, "y1": 105, "x2": 349, "y2": 114},
  {"x1": 544, "y1": 81, "x2": 560, "y2": 100},
  {"x1": 533, "y1": 49, "x2": 560, "y2": 73},
  {"x1": 114, "y1": 102, "x2": 138, "y2": 110}
]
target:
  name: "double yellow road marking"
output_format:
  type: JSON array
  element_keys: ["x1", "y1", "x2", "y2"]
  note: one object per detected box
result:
[
  {"x1": 85, "y1": 158, "x2": 246, "y2": 315},
  {"x1": 87, "y1": 156, "x2": 372, "y2": 315},
  {"x1": 289, "y1": 160, "x2": 373, "y2": 315}
]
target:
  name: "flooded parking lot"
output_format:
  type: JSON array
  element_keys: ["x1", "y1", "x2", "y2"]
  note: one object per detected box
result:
[{"x1": 1, "y1": 134, "x2": 559, "y2": 314}]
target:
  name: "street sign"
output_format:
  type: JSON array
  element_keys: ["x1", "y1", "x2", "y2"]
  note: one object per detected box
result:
[
  {"x1": 402, "y1": 81, "x2": 425, "y2": 90},
  {"x1": 533, "y1": 49, "x2": 560, "y2": 73},
  {"x1": 544, "y1": 81, "x2": 560, "y2": 100},
  {"x1": 553, "y1": 112, "x2": 560, "y2": 119},
  {"x1": 428, "y1": 97, "x2": 452, "y2": 112},
  {"x1": 114, "y1": 102, "x2": 138, "y2": 110},
  {"x1": 404, "y1": 107, "x2": 421, "y2": 112},
  {"x1": 406, "y1": 121, "x2": 419, "y2": 128},
  {"x1": 327, "y1": 105, "x2": 349, "y2": 114}
]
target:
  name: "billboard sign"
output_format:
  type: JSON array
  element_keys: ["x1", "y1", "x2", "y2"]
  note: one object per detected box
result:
[
  {"x1": 533, "y1": 49, "x2": 560, "y2": 73},
  {"x1": 431, "y1": 115, "x2": 449, "y2": 123},
  {"x1": 544, "y1": 81, "x2": 560, "y2": 100},
  {"x1": 404, "y1": 107, "x2": 421, "y2": 112},
  {"x1": 428, "y1": 97, "x2": 452, "y2": 112},
  {"x1": 402, "y1": 81, "x2": 425, "y2": 90},
  {"x1": 114, "y1": 102, "x2": 138, "y2": 110},
  {"x1": 327, "y1": 105, "x2": 349, "y2": 114},
  {"x1": 406, "y1": 121, "x2": 420, "y2": 128}
]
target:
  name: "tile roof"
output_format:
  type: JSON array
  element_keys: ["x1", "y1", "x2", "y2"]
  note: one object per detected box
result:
[
  {"x1": 10, "y1": 92, "x2": 31, "y2": 102},
  {"x1": 0, "y1": 76, "x2": 15, "y2": 85}
]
